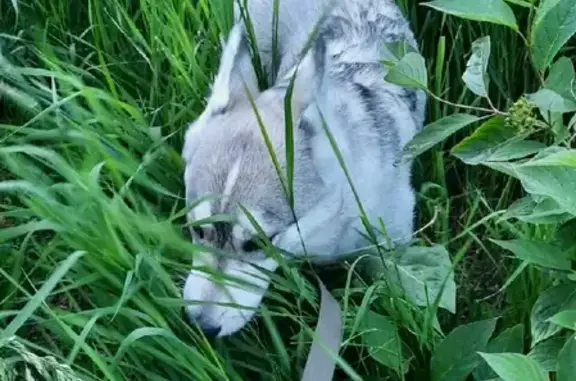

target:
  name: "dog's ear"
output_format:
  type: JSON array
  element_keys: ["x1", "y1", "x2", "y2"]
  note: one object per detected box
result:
[
  {"x1": 207, "y1": 24, "x2": 260, "y2": 113},
  {"x1": 274, "y1": 52, "x2": 317, "y2": 116},
  {"x1": 275, "y1": 36, "x2": 327, "y2": 116}
]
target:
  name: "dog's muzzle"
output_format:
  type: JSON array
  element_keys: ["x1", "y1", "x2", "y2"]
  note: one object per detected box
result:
[{"x1": 181, "y1": 306, "x2": 222, "y2": 338}]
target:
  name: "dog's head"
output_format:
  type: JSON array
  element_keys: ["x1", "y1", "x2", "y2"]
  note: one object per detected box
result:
[{"x1": 181, "y1": 24, "x2": 324, "y2": 337}]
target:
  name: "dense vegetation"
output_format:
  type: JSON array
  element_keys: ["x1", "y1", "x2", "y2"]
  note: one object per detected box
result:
[{"x1": 1, "y1": 0, "x2": 576, "y2": 380}]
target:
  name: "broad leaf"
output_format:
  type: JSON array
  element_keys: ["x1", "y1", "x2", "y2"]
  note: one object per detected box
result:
[
  {"x1": 491, "y1": 239, "x2": 571, "y2": 270},
  {"x1": 430, "y1": 318, "x2": 497, "y2": 381},
  {"x1": 532, "y1": 146, "x2": 569, "y2": 160},
  {"x1": 533, "y1": 0, "x2": 562, "y2": 27},
  {"x1": 384, "y1": 52, "x2": 428, "y2": 89},
  {"x1": 549, "y1": 112, "x2": 570, "y2": 142},
  {"x1": 382, "y1": 245, "x2": 456, "y2": 313},
  {"x1": 531, "y1": 283, "x2": 576, "y2": 346},
  {"x1": 473, "y1": 324, "x2": 524, "y2": 381},
  {"x1": 522, "y1": 149, "x2": 576, "y2": 167},
  {"x1": 482, "y1": 161, "x2": 521, "y2": 179},
  {"x1": 530, "y1": 0, "x2": 576, "y2": 70},
  {"x1": 513, "y1": 151, "x2": 576, "y2": 216},
  {"x1": 361, "y1": 311, "x2": 405, "y2": 375},
  {"x1": 552, "y1": 219, "x2": 576, "y2": 251},
  {"x1": 500, "y1": 195, "x2": 573, "y2": 225},
  {"x1": 423, "y1": 0, "x2": 518, "y2": 30},
  {"x1": 528, "y1": 335, "x2": 567, "y2": 372},
  {"x1": 505, "y1": 0, "x2": 534, "y2": 7},
  {"x1": 466, "y1": 139, "x2": 543, "y2": 164},
  {"x1": 543, "y1": 57, "x2": 576, "y2": 101},
  {"x1": 469, "y1": 149, "x2": 576, "y2": 206},
  {"x1": 451, "y1": 116, "x2": 545, "y2": 165},
  {"x1": 463, "y1": 36, "x2": 491, "y2": 97},
  {"x1": 525, "y1": 88, "x2": 576, "y2": 113},
  {"x1": 557, "y1": 334, "x2": 576, "y2": 381},
  {"x1": 382, "y1": 39, "x2": 419, "y2": 64},
  {"x1": 404, "y1": 114, "x2": 480, "y2": 159},
  {"x1": 479, "y1": 353, "x2": 549, "y2": 381},
  {"x1": 548, "y1": 310, "x2": 576, "y2": 330},
  {"x1": 527, "y1": 58, "x2": 576, "y2": 116}
]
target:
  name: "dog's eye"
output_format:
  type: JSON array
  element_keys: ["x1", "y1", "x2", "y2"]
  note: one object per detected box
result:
[
  {"x1": 241, "y1": 238, "x2": 262, "y2": 252},
  {"x1": 192, "y1": 226, "x2": 205, "y2": 239},
  {"x1": 242, "y1": 234, "x2": 278, "y2": 252}
]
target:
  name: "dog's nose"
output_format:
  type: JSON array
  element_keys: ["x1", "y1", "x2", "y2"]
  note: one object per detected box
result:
[
  {"x1": 200, "y1": 324, "x2": 222, "y2": 338},
  {"x1": 181, "y1": 307, "x2": 222, "y2": 338}
]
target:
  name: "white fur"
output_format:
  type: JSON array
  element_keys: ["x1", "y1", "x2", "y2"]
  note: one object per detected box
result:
[{"x1": 183, "y1": 255, "x2": 278, "y2": 337}]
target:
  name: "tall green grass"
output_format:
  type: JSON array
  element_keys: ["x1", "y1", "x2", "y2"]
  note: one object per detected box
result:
[{"x1": 1, "y1": 0, "x2": 575, "y2": 380}]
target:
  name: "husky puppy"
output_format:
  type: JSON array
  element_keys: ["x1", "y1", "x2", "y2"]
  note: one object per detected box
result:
[{"x1": 181, "y1": 0, "x2": 426, "y2": 337}]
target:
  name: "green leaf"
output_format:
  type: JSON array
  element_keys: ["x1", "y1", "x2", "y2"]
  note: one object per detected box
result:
[
  {"x1": 384, "y1": 52, "x2": 428, "y2": 89},
  {"x1": 462, "y1": 36, "x2": 491, "y2": 97},
  {"x1": 550, "y1": 113, "x2": 570, "y2": 142},
  {"x1": 361, "y1": 311, "x2": 406, "y2": 375},
  {"x1": 481, "y1": 161, "x2": 523, "y2": 179},
  {"x1": 491, "y1": 239, "x2": 571, "y2": 270},
  {"x1": 527, "y1": 57, "x2": 576, "y2": 115},
  {"x1": 533, "y1": 0, "x2": 562, "y2": 27},
  {"x1": 530, "y1": 146, "x2": 567, "y2": 160},
  {"x1": 0, "y1": 219, "x2": 61, "y2": 241},
  {"x1": 114, "y1": 327, "x2": 183, "y2": 363},
  {"x1": 382, "y1": 245, "x2": 456, "y2": 313},
  {"x1": 1, "y1": 251, "x2": 85, "y2": 339},
  {"x1": 530, "y1": 0, "x2": 576, "y2": 70},
  {"x1": 500, "y1": 195, "x2": 573, "y2": 225},
  {"x1": 470, "y1": 139, "x2": 544, "y2": 164},
  {"x1": 505, "y1": 0, "x2": 534, "y2": 7},
  {"x1": 531, "y1": 283, "x2": 576, "y2": 346},
  {"x1": 492, "y1": 150, "x2": 576, "y2": 216},
  {"x1": 430, "y1": 318, "x2": 498, "y2": 381},
  {"x1": 528, "y1": 335, "x2": 567, "y2": 372},
  {"x1": 569, "y1": 113, "x2": 576, "y2": 130},
  {"x1": 473, "y1": 324, "x2": 525, "y2": 381},
  {"x1": 557, "y1": 334, "x2": 576, "y2": 381},
  {"x1": 404, "y1": 114, "x2": 480, "y2": 159},
  {"x1": 423, "y1": 0, "x2": 518, "y2": 30},
  {"x1": 525, "y1": 88, "x2": 576, "y2": 113},
  {"x1": 543, "y1": 57, "x2": 576, "y2": 100},
  {"x1": 552, "y1": 219, "x2": 576, "y2": 251},
  {"x1": 523, "y1": 150, "x2": 576, "y2": 167},
  {"x1": 451, "y1": 116, "x2": 545, "y2": 165},
  {"x1": 548, "y1": 310, "x2": 576, "y2": 330},
  {"x1": 479, "y1": 353, "x2": 549, "y2": 381},
  {"x1": 382, "y1": 39, "x2": 419, "y2": 64},
  {"x1": 511, "y1": 151, "x2": 576, "y2": 216}
]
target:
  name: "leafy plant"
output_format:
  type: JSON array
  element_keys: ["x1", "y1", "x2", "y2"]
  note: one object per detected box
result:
[
  {"x1": 387, "y1": 0, "x2": 576, "y2": 379},
  {"x1": 1, "y1": 0, "x2": 576, "y2": 380}
]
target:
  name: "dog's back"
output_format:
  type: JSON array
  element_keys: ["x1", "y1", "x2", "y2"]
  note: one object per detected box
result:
[
  {"x1": 317, "y1": 0, "x2": 427, "y2": 130},
  {"x1": 291, "y1": 0, "x2": 426, "y2": 251}
]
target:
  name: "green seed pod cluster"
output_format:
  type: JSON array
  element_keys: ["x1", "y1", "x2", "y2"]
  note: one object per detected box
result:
[{"x1": 505, "y1": 97, "x2": 537, "y2": 132}]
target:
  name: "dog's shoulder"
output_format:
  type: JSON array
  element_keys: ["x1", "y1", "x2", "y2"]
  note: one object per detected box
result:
[{"x1": 310, "y1": 0, "x2": 426, "y2": 150}]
